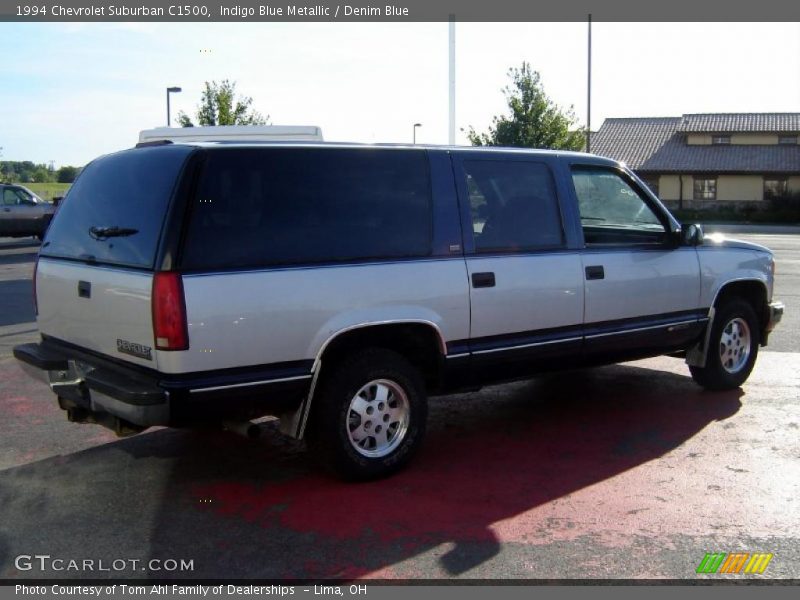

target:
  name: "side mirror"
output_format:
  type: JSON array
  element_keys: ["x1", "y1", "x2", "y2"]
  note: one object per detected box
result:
[{"x1": 680, "y1": 223, "x2": 704, "y2": 247}]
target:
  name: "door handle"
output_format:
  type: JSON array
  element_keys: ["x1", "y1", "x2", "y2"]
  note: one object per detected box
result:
[
  {"x1": 2, "y1": 208, "x2": 10, "y2": 212},
  {"x1": 472, "y1": 272, "x2": 496, "y2": 288},
  {"x1": 585, "y1": 265, "x2": 605, "y2": 280}
]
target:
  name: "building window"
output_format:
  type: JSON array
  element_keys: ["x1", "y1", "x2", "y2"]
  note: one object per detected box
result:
[
  {"x1": 778, "y1": 135, "x2": 798, "y2": 145},
  {"x1": 641, "y1": 175, "x2": 659, "y2": 197},
  {"x1": 764, "y1": 178, "x2": 789, "y2": 200},
  {"x1": 693, "y1": 177, "x2": 717, "y2": 200},
  {"x1": 711, "y1": 135, "x2": 731, "y2": 145}
]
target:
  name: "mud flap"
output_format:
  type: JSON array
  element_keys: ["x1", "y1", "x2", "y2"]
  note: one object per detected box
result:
[
  {"x1": 279, "y1": 361, "x2": 322, "y2": 440},
  {"x1": 686, "y1": 306, "x2": 715, "y2": 368}
]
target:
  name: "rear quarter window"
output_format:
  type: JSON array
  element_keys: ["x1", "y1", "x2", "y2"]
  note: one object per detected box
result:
[
  {"x1": 463, "y1": 159, "x2": 564, "y2": 253},
  {"x1": 180, "y1": 147, "x2": 432, "y2": 270},
  {"x1": 41, "y1": 146, "x2": 193, "y2": 269}
]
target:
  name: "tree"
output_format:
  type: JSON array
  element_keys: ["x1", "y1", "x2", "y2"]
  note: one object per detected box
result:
[
  {"x1": 31, "y1": 166, "x2": 51, "y2": 183},
  {"x1": 178, "y1": 80, "x2": 269, "y2": 127},
  {"x1": 466, "y1": 62, "x2": 585, "y2": 151},
  {"x1": 0, "y1": 160, "x2": 81, "y2": 183},
  {"x1": 57, "y1": 166, "x2": 79, "y2": 183}
]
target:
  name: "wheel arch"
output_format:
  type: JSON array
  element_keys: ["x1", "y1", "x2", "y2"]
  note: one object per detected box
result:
[
  {"x1": 710, "y1": 279, "x2": 770, "y2": 341},
  {"x1": 313, "y1": 320, "x2": 447, "y2": 390},
  {"x1": 687, "y1": 277, "x2": 770, "y2": 369},
  {"x1": 280, "y1": 320, "x2": 447, "y2": 440}
]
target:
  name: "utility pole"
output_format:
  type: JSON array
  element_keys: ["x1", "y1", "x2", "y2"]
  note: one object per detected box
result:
[
  {"x1": 448, "y1": 15, "x2": 456, "y2": 145},
  {"x1": 586, "y1": 14, "x2": 592, "y2": 153}
]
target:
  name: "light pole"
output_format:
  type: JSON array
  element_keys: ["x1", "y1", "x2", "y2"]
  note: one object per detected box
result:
[
  {"x1": 166, "y1": 86, "x2": 182, "y2": 127},
  {"x1": 413, "y1": 123, "x2": 422, "y2": 144}
]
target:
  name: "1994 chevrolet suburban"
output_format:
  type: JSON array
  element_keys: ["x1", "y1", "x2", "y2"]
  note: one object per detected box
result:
[{"x1": 14, "y1": 142, "x2": 784, "y2": 479}]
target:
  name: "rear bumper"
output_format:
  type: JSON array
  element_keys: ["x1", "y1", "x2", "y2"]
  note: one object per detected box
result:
[
  {"x1": 14, "y1": 342, "x2": 170, "y2": 426},
  {"x1": 767, "y1": 301, "x2": 784, "y2": 332},
  {"x1": 13, "y1": 339, "x2": 311, "y2": 428}
]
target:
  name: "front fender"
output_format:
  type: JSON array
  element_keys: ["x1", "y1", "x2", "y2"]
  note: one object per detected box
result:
[
  {"x1": 697, "y1": 247, "x2": 773, "y2": 308},
  {"x1": 687, "y1": 246, "x2": 773, "y2": 368}
]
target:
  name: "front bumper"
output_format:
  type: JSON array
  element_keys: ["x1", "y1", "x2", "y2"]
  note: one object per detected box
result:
[{"x1": 767, "y1": 301, "x2": 784, "y2": 332}]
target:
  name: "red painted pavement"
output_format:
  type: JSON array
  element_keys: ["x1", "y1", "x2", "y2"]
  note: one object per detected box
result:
[
  {"x1": 2, "y1": 353, "x2": 798, "y2": 579},
  {"x1": 190, "y1": 354, "x2": 800, "y2": 577}
]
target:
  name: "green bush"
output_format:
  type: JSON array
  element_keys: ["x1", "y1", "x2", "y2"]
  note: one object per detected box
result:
[{"x1": 672, "y1": 195, "x2": 800, "y2": 224}]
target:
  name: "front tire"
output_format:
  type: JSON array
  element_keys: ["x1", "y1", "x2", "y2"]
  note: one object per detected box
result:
[
  {"x1": 690, "y1": 299, "x2": 760, "y2": 390},
  {"x1": 307, "y1": 348, "x2": 428, "y2": 480}
]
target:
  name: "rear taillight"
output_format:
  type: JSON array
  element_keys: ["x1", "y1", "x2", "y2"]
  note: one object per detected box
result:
[
  {"x1": 152, "y1": 272, "x2": 189, "y2": 351},
  {"x1": 32, "y1": 257, "x2": 39, "y2": 316}
]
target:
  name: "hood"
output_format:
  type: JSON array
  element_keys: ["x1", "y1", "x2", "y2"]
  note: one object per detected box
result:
[{"x1": 701, "y1": 232, "x2": 771, "y2": 254}]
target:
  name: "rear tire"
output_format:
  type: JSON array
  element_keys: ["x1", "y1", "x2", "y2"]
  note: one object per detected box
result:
[
  {"x1": 689, "y1": 299, "x2": 760, "y2": 390},
  {"x1": 307, "y1": 348, "x2": 428, "y2": 480}
]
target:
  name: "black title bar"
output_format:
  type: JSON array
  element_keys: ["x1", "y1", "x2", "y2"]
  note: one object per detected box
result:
[{"x1": 3, "y1": 0, "x2": 800, "y2": 22}]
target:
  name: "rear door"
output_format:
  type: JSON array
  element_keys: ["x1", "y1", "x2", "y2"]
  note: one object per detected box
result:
[
  {"x1": 569, "y1": 165, "x2": 704, "y2": 356},
  {"x1": 36, "y1": 145, "x2": 194, "y2": 368},
  {"x1": 452, "y1": 152, "x2": 584, "y2": 381}
]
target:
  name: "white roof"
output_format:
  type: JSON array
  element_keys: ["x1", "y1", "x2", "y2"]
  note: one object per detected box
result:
[{"x1": 138, "y1": 125, "x2": 323, "y2": 143}]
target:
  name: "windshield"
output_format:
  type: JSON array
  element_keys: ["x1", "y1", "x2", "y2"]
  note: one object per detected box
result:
[
  {"x1": 40, "y1": 145, "x2": 193, "y2": 269},
  {"x1": 20, "y1": 187, "x2": 44, "y2": 203}
]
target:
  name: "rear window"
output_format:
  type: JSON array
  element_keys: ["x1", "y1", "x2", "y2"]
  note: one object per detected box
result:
[
  {"x1": 180, "y1": 148, "x2": 432, "y2": 270},
  {"x1": 464, "y1": 160, "x2": 563, "y2": 253},
  {"x1": 41, "y1": 146, "x2": 192, "y2": 269}
]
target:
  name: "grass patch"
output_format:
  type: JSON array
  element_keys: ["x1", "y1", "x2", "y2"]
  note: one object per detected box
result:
[{"x1": 18, "y1": 182, "x2": 71, "y2": 202}]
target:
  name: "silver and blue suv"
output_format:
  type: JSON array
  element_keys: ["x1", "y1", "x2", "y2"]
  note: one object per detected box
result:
[{"x1": 13, "y1": 142, "x2": 784, "y2": 479}]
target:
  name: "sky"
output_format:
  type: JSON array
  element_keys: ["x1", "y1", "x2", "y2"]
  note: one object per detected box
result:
[{"x1": 1, "y1": 21, "x2": 799, "y2": 167}]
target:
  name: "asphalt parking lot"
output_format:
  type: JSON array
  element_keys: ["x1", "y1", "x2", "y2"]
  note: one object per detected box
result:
[{"x1": 0, "y1": 229, "x2": 798, "y2": 580}]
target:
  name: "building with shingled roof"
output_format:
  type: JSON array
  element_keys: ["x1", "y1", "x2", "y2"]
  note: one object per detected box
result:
[{"x1": 590, "y1": 113, "x2": 800, "y2": 210}]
